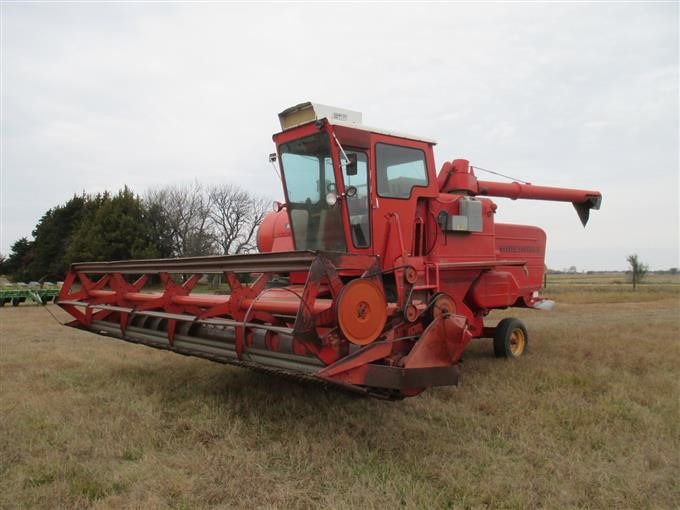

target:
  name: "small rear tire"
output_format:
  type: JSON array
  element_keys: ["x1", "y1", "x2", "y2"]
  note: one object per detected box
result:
[{"x1": 493, "y1": 318, "x2": 528, "y2": 358}]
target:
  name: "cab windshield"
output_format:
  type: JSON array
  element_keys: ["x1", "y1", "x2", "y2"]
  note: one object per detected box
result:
[{"x1": 279, "y1": 133, "x2": 347, "y2": 251}]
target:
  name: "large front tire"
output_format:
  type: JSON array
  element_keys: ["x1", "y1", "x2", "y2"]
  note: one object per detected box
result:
[{"x1": 493, "y1": 318, "x2": 528, "y2": 358}]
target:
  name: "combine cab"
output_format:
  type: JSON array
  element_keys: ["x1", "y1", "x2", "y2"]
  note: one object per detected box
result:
[{"x1": 57, "y1": 103, "x2": 601, "y2": 398}]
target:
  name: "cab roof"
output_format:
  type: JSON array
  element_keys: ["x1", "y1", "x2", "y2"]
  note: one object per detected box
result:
[{"x1": 278, "y1": 102, "x2": 437, "y2": 145}]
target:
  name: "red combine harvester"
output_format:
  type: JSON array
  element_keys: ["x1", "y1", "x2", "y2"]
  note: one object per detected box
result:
[{"x1": 57, "y1": 103, "x2": 601, "y2": 399}]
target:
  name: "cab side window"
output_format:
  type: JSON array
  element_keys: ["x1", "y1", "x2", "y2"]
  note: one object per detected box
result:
[{"x1": 376, "y1": 143, "x2": 428, "y2": 198}]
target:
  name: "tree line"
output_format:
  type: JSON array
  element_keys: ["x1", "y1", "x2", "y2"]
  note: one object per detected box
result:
[{"x1": 1, "y1": 183, "x2": 269, "y2": 282}]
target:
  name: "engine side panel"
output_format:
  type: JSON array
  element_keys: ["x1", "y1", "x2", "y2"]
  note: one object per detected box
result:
[{"x1": 493, "y1": 223, "x2": 547, "y2": 306}]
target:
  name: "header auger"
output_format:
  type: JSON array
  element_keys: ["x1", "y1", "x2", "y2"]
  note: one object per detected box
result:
[{"x1": 57, "y1": 102, "x2": 601, "y2": 399}]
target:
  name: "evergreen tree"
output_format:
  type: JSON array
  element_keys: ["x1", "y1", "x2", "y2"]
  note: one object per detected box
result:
[
  {"x1": 144, "y1": 200, "x2": 175, "y2": 259},
  {"x1": 4, "y1": 238, "x2": 35, "y2": 282},
  {"x1": 26, "y1": 194, "x2": 90, "y2": 280},
  {"x1": 65, "y1": 187, "x2": 163, "y2": 264}
]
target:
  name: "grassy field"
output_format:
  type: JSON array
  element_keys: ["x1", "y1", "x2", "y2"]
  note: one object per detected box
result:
[
  {"x1": 1, "y1": 274, "x2": 678, "y2": 509},
  {"x1": 544, "y1": 272, "x2": 680, "y2": 303}
]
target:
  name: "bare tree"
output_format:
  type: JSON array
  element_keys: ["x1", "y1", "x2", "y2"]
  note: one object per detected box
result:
[
  {"x1": 145, "y1": 182, "x2": 270, "y2": 259},
  {"x1": 208, "y1": 184, "x2": 269, "y2": 255},
  {"x1": 627, "y1": 254, "x2": 648, "y2": 291},
  {"x1": 146, "y1": 182, "x2": 216, "y2": 257}
]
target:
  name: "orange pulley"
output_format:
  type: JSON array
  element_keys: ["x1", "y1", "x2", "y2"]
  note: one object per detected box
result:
[
  {"x1": 336, "y1": 279, "x2": 387, "y2": 345},
  {"x1": 431, "y1": 293, "x2": 456, "y2": 319},
  {"x1": 404, "y1": 266, "x2": 418, "y2": 284}
]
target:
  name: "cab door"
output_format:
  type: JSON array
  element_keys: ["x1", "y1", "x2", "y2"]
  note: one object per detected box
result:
[{"x1": 369, "y1": 136, "x2": 438, "y2": 264}]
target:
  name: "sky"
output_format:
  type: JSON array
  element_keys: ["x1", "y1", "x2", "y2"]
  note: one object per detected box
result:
[{"x1": 1, "y1": 2, "x2": 678, "y2": 271}]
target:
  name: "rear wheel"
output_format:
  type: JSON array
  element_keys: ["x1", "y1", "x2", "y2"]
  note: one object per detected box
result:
[{"x1": 493, "y1": 318, "x2": 528, "y2": 358}]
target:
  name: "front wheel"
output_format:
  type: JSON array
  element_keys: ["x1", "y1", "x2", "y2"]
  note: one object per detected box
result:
[{"x1": 493, "y1": 318, "x2": 528, "y2": 358}]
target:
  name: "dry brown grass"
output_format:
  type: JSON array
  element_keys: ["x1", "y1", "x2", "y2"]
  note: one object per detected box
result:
[
  {"x1": 1, "y1": 276, "x2": 679, "y2": 509},
  {"x1": 543, "y1": 273, "x2": 680, "y2": 303}
]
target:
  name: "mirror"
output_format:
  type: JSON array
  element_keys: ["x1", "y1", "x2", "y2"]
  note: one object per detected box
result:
[
  {"x1": 326, "y1": 192, "x2": 338, "y2": 206},
  {"x1": 345, "y1": 185, "x2": 358, "y2": 198},
  {"x1": 273, "y1": 201, "x2": 285, "y2": 212},
  {"x1": 346, "y1": 153, "x2": 358, "y2": 176}
]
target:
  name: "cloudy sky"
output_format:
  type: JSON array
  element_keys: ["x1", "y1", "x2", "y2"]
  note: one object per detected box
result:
[{"x1": 1, "y1": 2, "x2": 678, "y2": 271}]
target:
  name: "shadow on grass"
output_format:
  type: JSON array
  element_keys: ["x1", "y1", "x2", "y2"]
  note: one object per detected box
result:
[
  {"x1": 105, "y1": 359, "x2": 392, "y2": 427},
  {"x1": 100, "y1": 339, "x2": 502, "y2": 422}
]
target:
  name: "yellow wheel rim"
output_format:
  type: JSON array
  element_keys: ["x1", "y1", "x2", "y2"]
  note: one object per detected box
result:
[{"x1": 509, "y1": 328, "x2": 526, "y2": 356}]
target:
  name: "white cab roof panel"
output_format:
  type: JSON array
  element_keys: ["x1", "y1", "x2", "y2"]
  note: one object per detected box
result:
[{"x1": 278, "y1": 101, "x2": 437, "y2": 145}]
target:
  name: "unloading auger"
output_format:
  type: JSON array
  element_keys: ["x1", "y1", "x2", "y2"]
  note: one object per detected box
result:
[{"x1": 57, "y1": 102, "x2": 602, "y2": 399}]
